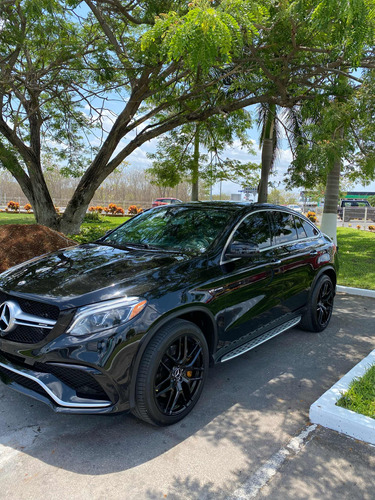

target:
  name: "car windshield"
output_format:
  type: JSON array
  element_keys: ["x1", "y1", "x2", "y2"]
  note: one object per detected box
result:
[{"x1": 102, "y1": 205, "x2": 233, "y2": 253}]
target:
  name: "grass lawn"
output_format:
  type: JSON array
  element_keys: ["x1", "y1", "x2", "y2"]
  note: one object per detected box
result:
[
  {"x1": 1, "y1": 213, "x2": 374, "y2": 289},
  {"x1": 0, "y1": 212, "x2": 128, "y2": 243},
  {"x1": 0, "y1": 212, "x2": 37, "y2": 225},
  {"x1": 336, "y1": 364, "x2": 375, "y2": 419},
  {"x1": 337, "y1": 227, "x2": 375, "y2": 290}
]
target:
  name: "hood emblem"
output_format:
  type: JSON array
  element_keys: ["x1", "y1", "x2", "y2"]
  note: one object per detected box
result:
[{"x1": 0, "y1": 301, "x2": 17, "y2": 334}]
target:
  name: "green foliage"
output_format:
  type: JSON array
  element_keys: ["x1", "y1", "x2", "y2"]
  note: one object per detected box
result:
[
  {"x1": 337, "y1": 364, "x2": 375, "y2": 419},
  {"x1": 286, "y1": 73, "x2": 375, "y2": 190},
  {"x1": 336, "y1": 226, "x2": 375, "y2": 289},
  {"x1": 147, "y1": 109, "x2": 258, "y2": 191},
  {"x1": 83, "y1": 212, "x2": 105, "y2": 223},
  {"x1": 68, "y1": 225, "x2": 108, "y2": 243},
  {"x1": 268, "y1": 189, "x2": 299, "y2": 205},
  {"x1": 141, "y1": 0, "x2": 265, "y2": 73}
]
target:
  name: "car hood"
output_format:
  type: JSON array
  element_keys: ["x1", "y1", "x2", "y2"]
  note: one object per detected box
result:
[{"x1": 0, "y1": 243, "x2": 192, "y2": 309}]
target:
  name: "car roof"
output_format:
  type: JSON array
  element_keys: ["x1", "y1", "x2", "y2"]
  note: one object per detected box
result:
[{"x1": 152, "y1": 201, "x2": 294, "y2": 212}]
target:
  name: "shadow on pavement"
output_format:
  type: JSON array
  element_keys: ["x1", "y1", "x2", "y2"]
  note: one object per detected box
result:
[{"x1": 0, "y1": 294, "x2": 373, "y2": 497}]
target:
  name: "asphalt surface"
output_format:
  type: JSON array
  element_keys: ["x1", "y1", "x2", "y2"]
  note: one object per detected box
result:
[{"x1": 0, "y1": 293, "x2": 374, "y2": 500}]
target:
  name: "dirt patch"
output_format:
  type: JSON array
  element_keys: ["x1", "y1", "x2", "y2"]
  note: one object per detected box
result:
[{"x1": 0, "y1": 224, "x2": 77, "y2": 273}]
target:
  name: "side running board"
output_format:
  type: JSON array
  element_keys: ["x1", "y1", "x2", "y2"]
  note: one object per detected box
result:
[{"x1": 220, "y1": 316, "x2": 301, "y2": 363}]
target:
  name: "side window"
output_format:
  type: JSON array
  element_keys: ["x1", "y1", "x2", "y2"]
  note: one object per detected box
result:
[
  {"x1": 272, "y1": 211, "x2": 298, "y2": 245},
  {"x1": 231, "y1": 212, "x2": 271, "y2": 249},
  {"x1": 294, "y1": 216, "x2": 307, "y2": 239},
  {"x1": 302, "y1": 220, "x2": 319, "y2": 238}
]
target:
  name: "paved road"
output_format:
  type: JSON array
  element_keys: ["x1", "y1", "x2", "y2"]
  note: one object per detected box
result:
[{"x1": 1, "y1": 294, "x2": 374, "y2": 499}]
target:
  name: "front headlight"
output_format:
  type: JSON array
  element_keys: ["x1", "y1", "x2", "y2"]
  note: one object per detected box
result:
[{"x1": 67, "y1": 297, "x2": 147, "y2": 336}]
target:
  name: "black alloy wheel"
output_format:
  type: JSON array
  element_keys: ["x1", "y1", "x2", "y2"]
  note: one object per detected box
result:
[
  {"x1": 133, "y1": 319, "x2": 209, "y2": 426},
  {"x1": 316, "y1": 278, "x2": 334, "y2": 328},
  {"x1": 300, "y1": 275, "x2": 335, "y2": 332}
]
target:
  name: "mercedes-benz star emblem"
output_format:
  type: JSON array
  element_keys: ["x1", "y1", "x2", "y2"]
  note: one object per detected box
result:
[{"x1": 0, "y1": 301, "x2": 17, "y2": 334}]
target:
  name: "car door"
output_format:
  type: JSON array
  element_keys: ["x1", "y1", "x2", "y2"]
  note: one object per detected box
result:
[
  {"x1": 217, "y1": 210, "x2": 282, "y2": 345},
  {"x1": 268, "y1": 210, "x2": 321, "y2": 315}
]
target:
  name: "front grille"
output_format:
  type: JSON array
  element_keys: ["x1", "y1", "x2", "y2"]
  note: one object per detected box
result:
[
  {"x1": 0, "y1": 364, "x2": 49, "y2": 398},
  {"x1": 0, "y1": 290, "x2": 60, "y2": 344},
  {"x1": 3, "y1": 325, "x2": 48, "y2": 344},
  {"x1": 0, "y1": 291, "x2": 60, "y2": 321}
]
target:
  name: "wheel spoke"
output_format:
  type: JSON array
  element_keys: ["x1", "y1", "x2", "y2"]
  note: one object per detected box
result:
[
  {"x1": 186, "y1": 346, "x2": 202, "y2": 368},
  {"x1": 155, "y1": 382, "x2": 174, "y2": 398},
  {"x1": 168, "y1": 388, "x2": 182, "y2": 414},
  {"x1": 155, "y1": 375, "x2": 171, "y2": 392},
  {"x1": 164, "y1": 386, "x2": 175, "y2": 410}
]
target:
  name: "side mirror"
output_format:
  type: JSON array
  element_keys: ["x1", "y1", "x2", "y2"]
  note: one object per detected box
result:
[{"x1": 225, "y1": 241, "x2": 260, "y2": 258}]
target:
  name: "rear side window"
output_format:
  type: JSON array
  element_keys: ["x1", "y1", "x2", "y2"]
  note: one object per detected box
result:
[
  {"x1": 294, "y1": 216, "x2": 307, "y2": 238},
  {"x1": 232, "y1": 211, "x2": 272, "y2": 249},
  {"x1": 272, "y1": 212, "x2": 298, "y2": 245},
  {"x1": 303, "y1": 220, "x2": 319, "y2": 238}
]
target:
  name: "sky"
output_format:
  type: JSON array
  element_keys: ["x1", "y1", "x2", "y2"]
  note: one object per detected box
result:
[{"x1": 121, "y1": 118, "x2": 375, "y2": 200}]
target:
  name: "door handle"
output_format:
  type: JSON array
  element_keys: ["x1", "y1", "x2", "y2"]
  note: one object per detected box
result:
[
  {"x1": 271, "y1": 260, "x2": 282, "y2": 265},
  {"x1": 309, "y1": 250, "x2": 318, "y2": 256}
]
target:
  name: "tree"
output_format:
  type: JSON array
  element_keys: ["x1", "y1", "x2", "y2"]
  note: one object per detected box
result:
[
  {"x1": 256, "y1": 103, "x2": 303, "y2": 202},
  {"x1": 1, "y1": 0, "x2": 374, "y2": 233},
  {"x1": 287, "y1": 72, "x2": 375, "y2": 242},
  {"x1": 147, "y1": 110, "x2": 258, "y2": 199}
]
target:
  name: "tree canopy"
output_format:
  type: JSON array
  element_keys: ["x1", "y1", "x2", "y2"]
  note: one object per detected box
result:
[{"x1": 0, "y1": 0, "x2": 374, "y2": 233}]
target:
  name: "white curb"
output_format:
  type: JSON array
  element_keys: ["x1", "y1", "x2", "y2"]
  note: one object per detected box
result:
[
  {"x1": 310, "y1": 349, "x2": 375, "y2": 445},
  {"x1": 336, "y1": 285, "x2": 375, "y2": 298}
]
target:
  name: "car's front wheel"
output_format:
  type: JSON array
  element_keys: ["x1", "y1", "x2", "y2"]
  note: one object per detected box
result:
[
  {"x1": 300, "y1": 274, "x2": 335, "y2": 332},
  {"x1": 132, "y1": 319, "x2": 209, "y2": 426}
]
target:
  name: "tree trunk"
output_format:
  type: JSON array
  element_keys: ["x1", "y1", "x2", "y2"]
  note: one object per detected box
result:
[
  {"x1": 191, "y1": 123, "x2": 200, "y2": 201},
  {"x1": 257, "y1": 105, "x2": 275, "y2": 203},
  {"x1": 258, "y1": 137, "x2": 273, "y2": 203},
  {"x1": 320, "y1": 155, "x2": 341, "y2": 245}
]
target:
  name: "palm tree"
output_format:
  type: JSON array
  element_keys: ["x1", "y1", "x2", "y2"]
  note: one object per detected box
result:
[{"x1": 257, "y1": 103, "x2": 301, "y2": 202}]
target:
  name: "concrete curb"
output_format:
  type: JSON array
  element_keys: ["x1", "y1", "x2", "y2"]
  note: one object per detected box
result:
[
  {"x1": 336, "y1": 285, "x2": 375, "y2": 298},
  {"x1": 310, "y1": 349, "x2": 375, "y2": 446}
]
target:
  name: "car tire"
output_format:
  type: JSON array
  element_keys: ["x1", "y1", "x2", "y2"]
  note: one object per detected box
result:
[
  {"x1": 132, "y1": 319, "x2": 209, "y2": 426},
  {"x1": 300, "y1": 275, "x2": 335, "y2": 332}
]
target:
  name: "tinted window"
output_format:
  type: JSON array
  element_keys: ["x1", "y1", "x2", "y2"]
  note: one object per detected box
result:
[
  {"x1": 294, "y1": 216, "x2": 307, "y2": 238},
  {"x1": 272, "y1": 212, "x2": 298, "y2": 244},
  {"x1": 103, "y1": 206, "x2": 232, "y2": 253},
  {"x1": 303, "y1": 220, "x2": 319, "y2": 238},
  {"x1": 231, "y1": 211, "x2": 271, "y2": 249}
]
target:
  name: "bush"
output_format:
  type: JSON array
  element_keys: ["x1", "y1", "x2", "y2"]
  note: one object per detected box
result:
[
  {"x1": 369, "y1": 225, "x2": 375, "y2": 231},
  {"x1": 84, "y1": 211, "x2": 104, "y2": 223},
  {"x1": 306, "y1": 211, "x2": 317, "y2": 223},
  {"x1": 108, "y1": 203, "x2": 118, "y2": 214},
  {"x1": 69, "y1": 226, "x2": 108, "y2": 244},
  {"x1": 128, "y1": 205, "x2": 139, "y2": 215},
  {"x1": 7, "y1": 201, "x2": 20, "y2": 212},
  {"x1": 116, "y1": 207, "x2": 125, "y2": 215},
  {"x1": 89, "y1": 205, "x2": 104, "y2": 213},
  {"x1": 24, "y1": 203, "x2": 32, "y2": 212}
]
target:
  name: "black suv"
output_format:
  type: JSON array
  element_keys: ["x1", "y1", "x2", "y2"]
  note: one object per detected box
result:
[{"x1": 0, "y1": 203, "x2": 338, "y2": 425}]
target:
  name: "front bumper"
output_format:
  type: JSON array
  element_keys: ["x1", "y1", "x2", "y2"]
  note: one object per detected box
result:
[{"x1": 0, "y1": 352, "x2": 122, "y2": 414}]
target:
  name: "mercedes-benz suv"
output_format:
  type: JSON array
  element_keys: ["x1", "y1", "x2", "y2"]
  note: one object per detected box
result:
[{"x1": 0, "y1": 202, "x2": 338, "y2": 425}]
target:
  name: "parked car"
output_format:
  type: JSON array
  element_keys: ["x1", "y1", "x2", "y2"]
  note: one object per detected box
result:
[
  {"x1": 151, "y1": 197, "x2": 182, "y2": 208},
  {"x1": 0, "y1": 202, "x2": 338, "y2": 425},
  {"x1": 286, "y1": 204, "x2": 303, "y2": 213},
  {"x1": 337, "y1": 199, "x2": 375, "y2": 222}
]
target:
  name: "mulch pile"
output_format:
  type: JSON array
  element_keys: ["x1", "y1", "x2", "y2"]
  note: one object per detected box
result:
[{"x1": 0, "y1": 224, "x2": 77, "y2": 273}]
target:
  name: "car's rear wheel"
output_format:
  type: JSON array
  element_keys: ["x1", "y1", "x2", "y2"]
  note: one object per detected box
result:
[
  {"x1": 132, "y1": 319, "x2": 209, "y2": 426},
  {"x1": 300, "y1": 275, "x2": 334, "y2": 332}
]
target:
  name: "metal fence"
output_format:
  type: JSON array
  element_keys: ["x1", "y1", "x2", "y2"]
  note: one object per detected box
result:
[{"x1": 339, "y1": 207, "x2": 375, "y2": 227}]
